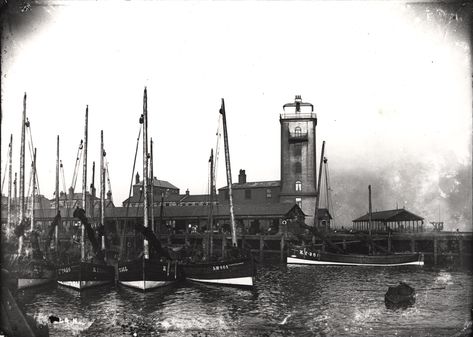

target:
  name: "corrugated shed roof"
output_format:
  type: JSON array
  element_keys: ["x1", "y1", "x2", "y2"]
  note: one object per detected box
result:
[
  {"x1": 218, "y1": 180, "x2": 281, "y2": 190},
  {"x1": 352, "y1": 209, "x2": 424, "y2": 222}
]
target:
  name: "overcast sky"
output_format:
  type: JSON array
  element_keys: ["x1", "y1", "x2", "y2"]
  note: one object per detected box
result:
[{"x1": 1, "y1": 1, "x2": 471, "y2": 229}]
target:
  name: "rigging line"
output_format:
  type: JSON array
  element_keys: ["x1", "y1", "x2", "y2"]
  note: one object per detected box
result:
[
  {"x1": 105, "y1": 158, "x2": 113, "y2": 203},
  {"x1": 214, "y1": 114, "x2": 222, "y2": 187},
  {"x1": 325, "y1": 159, "x2": 335, "y2": 226},
  {"x1": 25, "y1": 124, "x2": 42, "y2": 199},
  {"x1": 126, "y1": 125, "x2": 142, "y2": 217},
  {"x1": 60, "y1": 160, "x2": 67, "y2": 195},
  {"x1": 1, "y1": 143, "x2": 11, "y2": 194}
]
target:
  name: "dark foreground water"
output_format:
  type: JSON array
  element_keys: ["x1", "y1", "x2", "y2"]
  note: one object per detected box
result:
[{"x1": 18, "y1": 265, "x2": 473, "y2": 337}]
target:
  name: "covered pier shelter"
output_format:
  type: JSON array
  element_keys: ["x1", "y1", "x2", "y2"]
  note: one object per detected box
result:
[{"x1": 352, "y1": 208, "x2": 424, "y2": 233}]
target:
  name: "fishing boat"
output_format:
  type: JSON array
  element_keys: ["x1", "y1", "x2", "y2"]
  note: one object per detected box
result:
[
  {"x1": 287, "y1": 143, "x2": 424, "y2": 267},
  {"x1": 117, "y1": 87, "x2": 181, "y2": 291},
  {"x1": 287, "y1": 248, "x2": 424, "y2": 266},
  {"x1": 181, "y1": 99, "x2": 256, "y2": 288},
  {"x1": 56, "y1": 107, "x2": 115, "y2": 290},
  {"x1": 385, "y1": 282, "x2": 416, "y2": 309},
  {"x1": 7, "y1": 96, "x2": 57, "y2": 289}
]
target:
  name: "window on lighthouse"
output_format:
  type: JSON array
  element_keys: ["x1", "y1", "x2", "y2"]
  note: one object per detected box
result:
[
  {"x1": 295, "y1": 181, "x2": 302, "y2": 191},
  {"x1": 294, "y1": 126, "x2": 302, "y2": 137},
  {"x1": 294, "y1": 162, "x2": 302, "y2": 174}
]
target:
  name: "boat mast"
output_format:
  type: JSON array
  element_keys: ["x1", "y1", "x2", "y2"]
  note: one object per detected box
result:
[
  {"x1": 30, "y1": 148, "x2": 36, "y2": 232},
  {"x1": 314, "y1": 141, "x2": 325, "y2": 230},
  {"x1": 100, "y1": 130, "x2": 106, "y2": 252},
  {"x1": 55, "y1": 135, "x2": 60, "y2": 250},
  {"x1": 7, "y1": 135, "x2": 12, "y2": 234},
  {"x1": 143, "y1": 87, "x2": 149, "y2": 259},
  {"x1": 150, "y1": 138, "x2": 155, "y2": 233},
  {"x1": 14, "y1": 172, "x2": 17, "y2": 223},
  {"x1": 81, "y1": 106, "x2": 88, "y2": 262},
  {"x1": 219, "y1": 99, "x2": 237, "y2": 247},
  {"x1": 208, "y1": 149, "x2": 215, "y2": 257},
  {"x1": 19, "y1": 93, "x2": 26, "y2": 221},
  {"x1": 90, "y1": 161, "x2": 95, "y2": 220},
  {"x1": 18, "y1": 93, "x2": 26, "y2": 255}
]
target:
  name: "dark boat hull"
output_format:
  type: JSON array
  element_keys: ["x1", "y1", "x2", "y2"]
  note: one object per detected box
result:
[
  {"x1": 287, "y1": 247, "x2": 424, "y2": 266},
  {"x1": 56, "y1": 262, "x2": 115, "y2": 290},
  {"x1": 118, "y1": 257, "x2": 181, "y2": 291},
  {"x1": 182, "y1": 257, "x2": 255, "y2": 287},
  {"x1": 12, "y1": 260, "x2": 56, "y2": 290}
]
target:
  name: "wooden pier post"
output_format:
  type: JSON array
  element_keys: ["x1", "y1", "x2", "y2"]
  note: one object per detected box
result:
[
  {"x1": 185, "y1": 231, "x2": 189, "y2": 245},
  {"x1": 280, "y1": 235, "x2": 285, "y2": 263},
  {"x1": 458, "y1": 238, "x2": 463, "y2": 267},
  {"x1": 388, "y1": 235, "x2": 392, "y2": 253},
  {"x1": 259, "y1": 235, "x2": 264, "y2": 262},
  {"x1": 433, "y1": 237, "x2": 438, "y2": 265},
  {"x1": 410, "y1": 238, "x2": 415, "y2": 253},
  {"x1": 342, "y1": 239, "x2": 347, "y2": 251}
]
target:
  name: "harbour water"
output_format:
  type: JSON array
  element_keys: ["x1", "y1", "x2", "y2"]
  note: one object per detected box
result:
[{"x1": 17, "y1": 265, "x2": 472, "y2": 337}]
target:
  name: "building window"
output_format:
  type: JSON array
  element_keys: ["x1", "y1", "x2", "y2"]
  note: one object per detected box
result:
[
  {"x1": 296, "y1": 197, "x2": 302, "y2": 208},
  {"x1": 294, "y1": 162, "x2": 302, "y2": 174},
  {"x1": 245, "y1": 189, "x2": 252, "y2": 199},
  {"x1": 294, "y1": 126, "x2": 302, "y2": 137},
  {"x1": 294, "y1": 143, "x2": 302, "y2": 157},
  {"x1": 295, "y1": 181, "x2": 302, "y2": 191},
  {"x1": 266, "y1": 188, "x2": 272, "y2": 199}
]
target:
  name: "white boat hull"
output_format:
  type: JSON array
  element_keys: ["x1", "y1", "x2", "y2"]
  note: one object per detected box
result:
[
  {"x1": 118, "y1": 280, "x2": 176, "y2": 290},
  {"x1": 187, "y1": 276, "x2": 254, "y2": 287},
  {"x1": 287, "y1": 256, "x2": 424, "y2": 266},
  {"x1": 57, "y1": 280, "x2": 112, "y2": 290}
]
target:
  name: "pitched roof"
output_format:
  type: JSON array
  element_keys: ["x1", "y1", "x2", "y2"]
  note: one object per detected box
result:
[
  {"x1": 317, "y1": 208, "x2": 332, "y2": 220},
  {"x1": 352, "y1": 208, "x2": 424, "y2": 222},
  {"x1": 136, "y1": 178, "x2": 179, "y2": 190},
  {"x1": 218, "y1": 180, "x2": 281, "y2": 190},
  {"x1": 179, "y1": 194, "x2": 212, "y2": 203},
  {"x1": 23, "y1": 202, "x2": 305, "y2": 220}
]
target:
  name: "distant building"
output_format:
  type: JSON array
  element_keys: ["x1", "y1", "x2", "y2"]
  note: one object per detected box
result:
[{"x1": 352, "y1": 208, "x2": 424, "y2": 233}]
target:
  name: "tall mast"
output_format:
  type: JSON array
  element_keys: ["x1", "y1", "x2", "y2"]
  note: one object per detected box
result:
[
  {"x1": 100, "y1": 130, "x2": 106, "y2": 251},
  {"x1": 209, "y1": 149, "x2": 215, "y2": 256},
  {"x1": 55, "y1": 135, "x2": 60, "y2": 250},
  {"x1": 220, "y1": 98, "x2": 237, "y2": 247},
  {"x1": 19, "y1": 92, "x2": 26, "y2": 220},
  {"x1": 14, "y1": 172, "x2": 17, "y2": 222},
  {"x1": 30, "y1": 148, "x2": 37, "y2": 232},
  {"x1": 314, "y1": 140, "x2": 325, "y2": 229},
  {"x1": 7, "y1": 135, "x2": 12, "y2": 233},
  {"x1": 368, "y1": 185, "x2": 372, "y2": 237},
  {"x1": 90, "y1": 161, "x2": 95, "y2": 220},
  {"x1": 150, "y1": 138, "x2": 155, "y2": 233},
  {"x1": 81, "y1": 105, "x2": 88, "y2": 262},
  {"x1": 143, "y1": 87, "x2": 149, "y2": 259}
]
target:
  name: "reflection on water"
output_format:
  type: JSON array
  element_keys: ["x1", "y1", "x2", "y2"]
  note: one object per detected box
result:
[{"x1": 17, "y1": 266, "x2": 472, "y2": 337}]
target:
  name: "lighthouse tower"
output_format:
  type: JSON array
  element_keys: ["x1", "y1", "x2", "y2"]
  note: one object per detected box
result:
[{"x1": 279, "y1": 95, "x2": 318, "y2": 225}]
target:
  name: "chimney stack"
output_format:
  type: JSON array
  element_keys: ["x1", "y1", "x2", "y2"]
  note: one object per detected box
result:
[
  {"x1": 135, "y1": 172, "x2": 140, "y2": 184},
  {"x1": 185, "y1": 189, "x2": 190, "y2": 196},
  {"x1": 238, "y1": 169, "x2": 246, "y2": 184}
]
